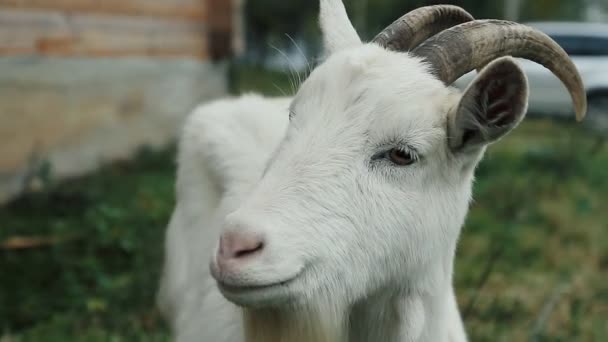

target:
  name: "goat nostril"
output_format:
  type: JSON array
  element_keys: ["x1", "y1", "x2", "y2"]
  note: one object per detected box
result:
[
  {"x1": 219, "y1": 232, "x2": 265, "y2": 260},
  {"x1": 234, "y1": 241, "x2": 264, "y2": 258}
]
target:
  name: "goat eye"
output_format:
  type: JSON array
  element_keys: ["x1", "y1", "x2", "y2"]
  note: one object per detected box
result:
[{"x1": 388, "y1": 148, "x2": 415, "y2": 166}]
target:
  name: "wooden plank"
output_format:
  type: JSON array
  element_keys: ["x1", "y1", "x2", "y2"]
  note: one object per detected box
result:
[
  {"x1": 0, "y1": 57, "x2": 228, "y2": 204},
  {"x1": 0, "y1": 9, "x2": 208, "y2": 59},
  {"x1": 207, "y1": 0, "x2": 233, "y2": 30},
  {"x1": 207, "y1": 0, "x2": 234, "y2": 59},
  {"x1": 0, "y1": 0, "x2": 207, "y2": 21}
]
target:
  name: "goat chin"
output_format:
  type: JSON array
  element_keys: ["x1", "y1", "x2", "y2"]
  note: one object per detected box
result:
[{"x1": 243, "y1": 304, "x2": 347, "y2": 342}]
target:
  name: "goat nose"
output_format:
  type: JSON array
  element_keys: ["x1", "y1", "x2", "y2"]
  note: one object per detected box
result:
[{"x1": 218, "y1": 231, "x2": 264, "y2": 261}]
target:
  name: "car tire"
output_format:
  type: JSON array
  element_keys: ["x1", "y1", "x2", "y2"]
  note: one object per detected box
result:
[{"x1": 585, "y1": 92, "x2": 608, "y2": 135}]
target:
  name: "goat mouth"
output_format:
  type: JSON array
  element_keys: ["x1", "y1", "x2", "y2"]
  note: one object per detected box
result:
[
  {"x1": 218, "y1": 276, "x2": 297, "y2": 293},
  {"x1": 217, "y1": 276, "x2": 302, "y2": 307}
]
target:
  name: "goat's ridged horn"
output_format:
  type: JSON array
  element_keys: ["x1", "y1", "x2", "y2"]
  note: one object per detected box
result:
[
  {"x1": 372, "y1": 5, "x2": 475, "y2": 51},
  {"x1": 411, "y1": 19, "x2": 587, "y2": 121}
]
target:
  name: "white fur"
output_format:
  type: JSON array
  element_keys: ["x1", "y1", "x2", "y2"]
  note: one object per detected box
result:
[
  {"x1": 157, "y1": 94, "x2": 291, "y2": 342},
  {"x1": 319, "y1": 0, "x2": 362, "y2": 54},
  {"x1": 158, "y1": 2, "x2": 528, "y2": 341}
]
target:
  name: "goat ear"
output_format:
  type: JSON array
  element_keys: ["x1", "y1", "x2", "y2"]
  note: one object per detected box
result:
[
  {"x1": 448, "y1": 56, "x2": 529, "y2": 153},
  {"x1": 319, "y1": 0, "x2": 361, "y2": 55}
]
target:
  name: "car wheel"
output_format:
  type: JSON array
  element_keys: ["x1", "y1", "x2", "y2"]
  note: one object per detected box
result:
[{"x1": 585, "y1": 93, "x2": 608, "y2": 134}]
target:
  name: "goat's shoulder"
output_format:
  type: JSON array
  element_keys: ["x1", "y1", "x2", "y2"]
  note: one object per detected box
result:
[
  {"x1": 177, "y1": 93, "x2": 291, "y2": 195},
  {"x1": 182, "y1": 93, "x2": 291, "y2": 150}
]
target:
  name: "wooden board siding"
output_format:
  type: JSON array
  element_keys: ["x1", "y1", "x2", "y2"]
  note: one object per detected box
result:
[
  {"x1": 207, "y1": 0, "x2": 233, "y2": 60},
  {"x1": 0, "y1": 0, "x2": 238, "y2": 203},
  {"x1": 0, "y1": 57, "x2": 228, "y2": 204},
  {"x1": 0, "y1": 9, "x2": 208, "y2": 58},
  {"x1": 0, "y1": 0, "x2": 207, "y2": 20},
  {"x1": 0, "y1": 0, "x2": 231, "y2": 59}
]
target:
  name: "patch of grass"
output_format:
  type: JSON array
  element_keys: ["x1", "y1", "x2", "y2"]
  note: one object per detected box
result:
[
  {"x1": 1, "y1": 147, "x2": 175, "y2": 340},
  {"x1": 228, "y1": 62, "x2": 305, "y2": 97},
  {"x1": 456, "y1": 121, "x2": 608, "y2": 340},
  {"x1": 2, "y1": 66, "x2": 607, "y2": 340}
]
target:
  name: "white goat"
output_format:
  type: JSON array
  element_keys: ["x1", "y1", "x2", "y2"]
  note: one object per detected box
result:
[{"x1": 157, "y1": 1, "x2": 586, "y2": 341}]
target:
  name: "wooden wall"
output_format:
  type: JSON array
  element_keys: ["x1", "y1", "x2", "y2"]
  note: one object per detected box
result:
[
  {"x1": 0, "y1": 0, "x2": 238, "y2": 60},
  {"x1": 0, "y1": 0, "x2": 240, "y2": 203}
]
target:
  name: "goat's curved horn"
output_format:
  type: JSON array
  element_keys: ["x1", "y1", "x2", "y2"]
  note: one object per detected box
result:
[
  {"x1": 372, "y1": 5, "x2": 475, "y2": 52},
  {"x1": 411, "y1": 19, "x2": 587, "y2": 121}
]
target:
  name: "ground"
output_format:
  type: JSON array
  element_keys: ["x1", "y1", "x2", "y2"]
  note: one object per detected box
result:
[{"x1": 1, "y1": 66, "x2": 607, "y2": 341}]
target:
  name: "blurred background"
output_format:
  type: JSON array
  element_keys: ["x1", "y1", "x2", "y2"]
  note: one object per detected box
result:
[{"x1": 1, "y1": 0, "x2": 606, "y2": 341}]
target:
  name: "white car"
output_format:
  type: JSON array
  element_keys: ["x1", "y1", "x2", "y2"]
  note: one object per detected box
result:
[{"x1": 454, "y1": 21, "x2": 608, "y2": 130}]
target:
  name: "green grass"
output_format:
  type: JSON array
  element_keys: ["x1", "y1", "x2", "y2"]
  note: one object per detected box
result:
[
  {"x1": 2, "y1": 66, "x2": 607, "y2": 341},
  {"x1": 1, "y1": 148, "x2": 175, "y2": 341},
  {"x1": 455, "y1": 121, "x2": 608, "y2": 341},
  {"x1": 228, "y1": 63, "x2": 300, "y2": 97}
]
